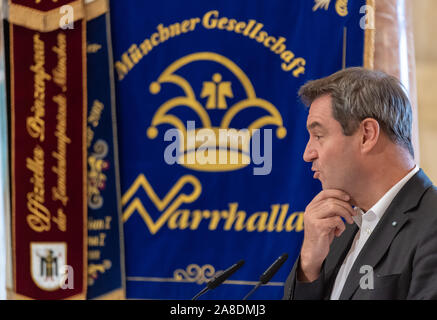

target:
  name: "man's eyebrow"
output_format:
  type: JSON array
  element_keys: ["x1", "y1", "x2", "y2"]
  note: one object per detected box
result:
[{"x1": 307, "y1": 121, "x2": 324, "y2": 131}]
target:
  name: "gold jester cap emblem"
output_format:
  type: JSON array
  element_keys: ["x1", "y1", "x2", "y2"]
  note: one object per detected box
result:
[{"x1": 147, "y1": 52, "x2": 287, "y2": 172}]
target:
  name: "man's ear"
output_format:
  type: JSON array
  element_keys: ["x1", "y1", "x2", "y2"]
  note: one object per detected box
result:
[{"x1": 360, "y1": 118, "x2": 380, "y2": 154}]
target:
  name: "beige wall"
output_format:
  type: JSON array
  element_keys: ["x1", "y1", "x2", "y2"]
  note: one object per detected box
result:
[{"x1": 412, "y1": 0, "x2": 437, "y2": 183}]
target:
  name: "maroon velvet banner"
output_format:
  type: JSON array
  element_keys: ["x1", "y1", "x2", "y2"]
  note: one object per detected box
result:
[
  {"x1": 10, "y1": 0, "x2": 78, "y2": 11},
  {"x1": 9, "y1": 3, "x2": 87, "y2": 299}
]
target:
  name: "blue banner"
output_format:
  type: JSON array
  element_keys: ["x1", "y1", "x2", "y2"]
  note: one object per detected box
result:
[
  {"x1": 86, "y1": 8, "x2": 125, "y2": 299},
  {"x1": 109, "y1": 0, "x2": 369, "y2": 299}
]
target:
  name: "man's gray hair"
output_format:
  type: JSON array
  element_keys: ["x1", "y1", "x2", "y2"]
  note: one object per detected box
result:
[{"x1": 299, "y1": 67, "x2": 414, "y2": 157}]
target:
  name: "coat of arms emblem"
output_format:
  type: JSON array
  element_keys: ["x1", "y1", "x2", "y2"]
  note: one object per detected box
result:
[{"x1": 30, "y1": 242, "x2": 67, "y2": 291}]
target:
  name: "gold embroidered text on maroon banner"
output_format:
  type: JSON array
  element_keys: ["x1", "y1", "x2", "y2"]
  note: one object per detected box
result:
[{"x1": 9, "y1": 1, "x2": 87, "y2": 300}]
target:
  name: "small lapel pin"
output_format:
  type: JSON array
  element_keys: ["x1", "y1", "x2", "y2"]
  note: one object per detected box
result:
[{"x1": 392, "y1": 221, "x2": 398, "y2": 227}]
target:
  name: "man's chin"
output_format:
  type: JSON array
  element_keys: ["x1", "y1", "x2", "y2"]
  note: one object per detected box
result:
[
  {"x1": 321, "y1": 181, "x2": 349, "y2": 194},
  {"x1": 320, "y1": 180, "x2": 335, "y2": 190},
  {"x1": 317, "y1": 176, "x2": 342, "y2": 191}
]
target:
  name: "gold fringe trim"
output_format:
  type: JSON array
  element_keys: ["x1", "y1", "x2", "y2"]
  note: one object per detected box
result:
[
  {"x1": 7, "y1": 289, "x2": 86, "y2": 300},
  {"x1": 91, "y1": 288, "x2": 125, "y2": 300},
  {"x1": 81, "y1": 18, "x2": 89, "y2": 300},
  {"x1": 65, "y1": 293, "x2": 87, "y2": 300},
  {"x1": 364, "y1": 0, "x2": 375, "y2": 70},
  {"x1": 6, "y1": 289, "x2": 28, "y2": 300},
  {"x1": 85, "y1": 0, "x2": 108, "y2": 21},
  {"x1": 8, "y1": 0, "x2": 84, "y2": 32}
]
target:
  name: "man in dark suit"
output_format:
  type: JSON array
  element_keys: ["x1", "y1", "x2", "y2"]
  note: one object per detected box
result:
[{"x1": 283, "y1": 67, "x2": 437, "y2": 300}]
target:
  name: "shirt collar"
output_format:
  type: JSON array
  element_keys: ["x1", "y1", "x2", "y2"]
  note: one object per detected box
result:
[{"x1": 353, "y1": 165, "x2": 419, "y2": 228}]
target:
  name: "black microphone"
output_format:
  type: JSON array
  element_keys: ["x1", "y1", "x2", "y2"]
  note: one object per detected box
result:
[
  {"x1": 242, "y1": 253, "x2": 288, "y2": 300},
  {"x1": 191, "y1": 259, "x2": 245, "y2": 300}
]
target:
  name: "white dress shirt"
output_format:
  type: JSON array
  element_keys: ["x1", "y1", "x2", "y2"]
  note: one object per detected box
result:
[{"x1": 329, "y1": 166, "x2": 419, "y2": 300}]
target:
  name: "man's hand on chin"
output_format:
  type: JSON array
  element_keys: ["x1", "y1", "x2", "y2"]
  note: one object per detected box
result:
[{"x1": 297, "y1": 189, "x2": 356, "y2": 282}]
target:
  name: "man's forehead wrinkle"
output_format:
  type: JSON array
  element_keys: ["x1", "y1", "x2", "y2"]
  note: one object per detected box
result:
[
  {"x1": 308, "y1": 104, "x2": 332, "y2": 123},
  {"x1": 307, "y1": 121, "x2": 324, "y2": 131}
]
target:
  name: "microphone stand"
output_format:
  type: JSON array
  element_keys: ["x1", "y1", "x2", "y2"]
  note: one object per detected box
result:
[
  {"x1": 242, "y1": 253, "x2": 288, "y2": 300},
  {"x1": 192, "y1": 287, "x2": 209, "y2": 301},
  {"x1": 242, "y1": 282, "x2": 261, "y2": 300},
  {"x1": 191, "y1": 260, "x2": 245, "y2": 300}
]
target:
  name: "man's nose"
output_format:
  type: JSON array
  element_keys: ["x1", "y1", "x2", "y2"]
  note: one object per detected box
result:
[{"x1": 303, "y1": 141, "x2": 317, "y2": 163}]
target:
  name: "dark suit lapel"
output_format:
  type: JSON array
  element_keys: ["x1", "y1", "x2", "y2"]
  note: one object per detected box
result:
[
  {"x1": 322, "y1": 222, "x2": 358, "y2": 299},
  {"x1": 325, "y1": 223, "x2": 358, "y2": 278},
  {"x1": 339, "y1": 169, "x2": 433, "y2": 300}
]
